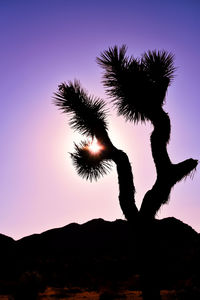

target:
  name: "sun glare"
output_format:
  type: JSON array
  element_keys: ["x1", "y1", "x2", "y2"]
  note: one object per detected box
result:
[{"x1": 87, "y1": 138, "x2": 103, "y2": 154}]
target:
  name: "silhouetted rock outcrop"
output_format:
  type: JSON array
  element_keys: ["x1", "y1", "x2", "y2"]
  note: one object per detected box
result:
[{"x1": 0, "y1": 218, "x2": 200, "y2": 298}]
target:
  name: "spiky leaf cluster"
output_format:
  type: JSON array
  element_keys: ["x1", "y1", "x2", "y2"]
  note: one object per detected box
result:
[
  {"x1": 97, "y1": 45, "x2": 175, "y2": 122},
  {"x1": 54, "y1": 80, "x2": 108, "y2": 136},
  {"x1": 142, "y1": 50, "x2": 175, "y2": 85},
  {"x1": 71, "y1": 141, "x2": 112, "y2": 181}
]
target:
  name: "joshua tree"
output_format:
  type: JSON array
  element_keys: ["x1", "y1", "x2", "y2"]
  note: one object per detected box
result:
[
  {"x1": 54, "y1": 45, "x2": 197, "y2": 223},
  {"x1": 54, "y1": 46, "x2": 198, "y2": 299}
]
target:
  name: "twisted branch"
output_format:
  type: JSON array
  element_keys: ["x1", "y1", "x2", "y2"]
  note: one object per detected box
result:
[{"x1": 139, "y1": 108, "x2": 198, "y2": 219}]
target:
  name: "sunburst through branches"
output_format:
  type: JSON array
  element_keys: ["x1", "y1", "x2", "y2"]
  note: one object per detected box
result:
[
  {"x1": 70, "y1": 140, "x2": 112, "y2": 181},
  {"x1": 87, "y1": 137, "x2": 104, "y2": 154}
]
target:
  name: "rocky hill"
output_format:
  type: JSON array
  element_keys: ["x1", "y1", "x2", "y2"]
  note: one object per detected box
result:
[{"x1": 0, "y1": 218, "x2": 200, "y2": 299}]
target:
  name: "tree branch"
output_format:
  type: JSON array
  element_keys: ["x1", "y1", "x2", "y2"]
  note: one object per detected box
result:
[
  {"x1": 94, "y1": 130, "x2": 138, "y2": 222},
  {"x1": 139, "y1": 108, "x2": 198, "y2": 219}
]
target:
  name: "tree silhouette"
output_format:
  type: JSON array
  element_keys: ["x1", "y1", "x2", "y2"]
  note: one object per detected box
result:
[
  {"x1": 54, "y1": 45, "x2": 198, "y2": 223},
  {"x1": 54, "y1": 46, "x2": 198, "y2": 299}
]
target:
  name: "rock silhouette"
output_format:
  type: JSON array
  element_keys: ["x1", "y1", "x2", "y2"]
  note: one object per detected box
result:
[{"x1": 0, "y1": 218, "x2": 200, "y2": 299}]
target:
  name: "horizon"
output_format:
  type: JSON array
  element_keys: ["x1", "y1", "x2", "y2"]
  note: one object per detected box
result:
[{"x1": 0, "y1": 0, "x2": 199, "y2": 239}]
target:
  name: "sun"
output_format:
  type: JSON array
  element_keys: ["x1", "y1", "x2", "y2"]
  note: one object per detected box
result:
[{"x1": 87, "y1": 137, "x2": 103, "y2": 154}]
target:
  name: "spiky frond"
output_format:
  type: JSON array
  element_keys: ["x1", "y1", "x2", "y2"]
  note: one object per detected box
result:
[
  {"x1": 96, "y1": 45, "x2": 131, "y2": 100},
  {"x1": 54, "y1": 80, "x2": 108, "y2": 136},
  {"x1": 97, "y1": 46, "x2": 176, "y2": 122},
  {"x1": 96, "y1": 45, "x2": 128, "y2": 73},
  {"x1": 71, "y1": 141, "x2": 112, "y2": 181},
  {"x1": 142, "y1": 50, "x2": 175, "y2": 85},
  {"x1": 97, "y1": 45, "x2": 145, "y2": 122}
]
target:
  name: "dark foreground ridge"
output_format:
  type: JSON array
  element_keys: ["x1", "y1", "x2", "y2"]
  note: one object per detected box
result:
[{"x1": 0, "y1": 217, "x2": 200, "y2": 299}]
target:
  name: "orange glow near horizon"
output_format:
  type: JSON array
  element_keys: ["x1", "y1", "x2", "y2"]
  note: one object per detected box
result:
[{"x1": 87, "y1": 137, "x2": 103, "y2": 154}]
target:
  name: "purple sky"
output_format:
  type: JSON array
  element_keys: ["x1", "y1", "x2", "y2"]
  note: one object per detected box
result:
[{"x1": 0, "y1": 0, "x2": 199, "y2": 239}]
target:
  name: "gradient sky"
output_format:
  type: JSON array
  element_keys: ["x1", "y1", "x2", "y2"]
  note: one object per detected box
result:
[{"x1": 0, "y1": 0, "x2": 199, "y2": 239}]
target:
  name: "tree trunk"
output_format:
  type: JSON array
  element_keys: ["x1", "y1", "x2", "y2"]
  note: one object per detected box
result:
[
  {"x1": 140, "y1": 108, "x2": 198, "y2": 219},
  {"x1": 95, "y1": 129, "x2": 138, "y2": 222},
  {"x1": 112, "y1": 149, "x2": 138, "y2": 222}
]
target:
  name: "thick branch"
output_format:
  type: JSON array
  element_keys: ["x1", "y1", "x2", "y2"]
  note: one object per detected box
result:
[
  {"x1": 140, "y1": 108, "x2": 198, "y2": 219},
  {"x1": 150, "y1": 109, "x2": 171, "y2": 173},
  {"x1": 95, "y1": 129, "x2": 138, "y2": 221},
  {"x1": 112, "y1": 149, "x2": 138, "y2": 222}
]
